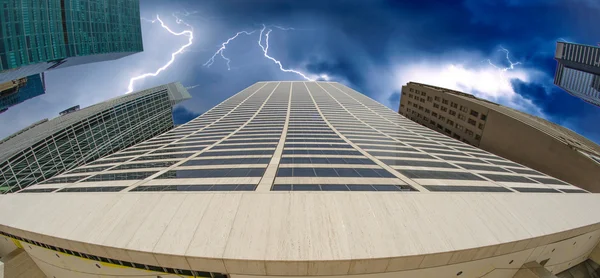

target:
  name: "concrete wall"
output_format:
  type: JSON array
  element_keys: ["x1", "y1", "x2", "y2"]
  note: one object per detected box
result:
[
  {"x1": 479, "y1": 110, "x2": 600, "y2": 192},
  {"x1": 0, "y1": 249, "x2": 45, "y2": 278},
  {"x1": 0, "y1": 237, "x2": 16, "y2": 258}
]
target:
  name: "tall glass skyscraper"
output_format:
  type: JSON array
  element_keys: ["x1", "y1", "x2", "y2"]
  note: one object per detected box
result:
[
  {"x1": 554, "y1": 42, "x2": 600, "y2": 107},
  {"x1": 0, "y1": 0, "x2": 143, "y2": 83},
  {"x1": 0, "y1": 73, "x2": 46, "y2": 113},
  {"x1": 0, "y1": 82, "x2": 190, "y2": 193},
  {"x1": 2, "y1": 82, "x2": 599, "y2": 278}
]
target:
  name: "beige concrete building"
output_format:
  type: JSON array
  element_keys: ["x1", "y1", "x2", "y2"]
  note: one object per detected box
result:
[
  {"x1": 398, "y1": 82, "x2": 600, "y2": 193},
  {"x1": 1, "y1": 81, "x2": 600, "y2": 278}
]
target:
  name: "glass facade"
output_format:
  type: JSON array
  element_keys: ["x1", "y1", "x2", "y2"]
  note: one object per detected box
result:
[
  {"x1": 554, "y1": 42, "x2": 600, "y2": 107},
  {"x1": 0, "y1": 0, "x2": 142, "y2": 82},
  {"x1": 0, "y1": 82, "x2": 190, "y2": 193},
  {"x1": 0, "y1": 73, "x2": 45, "y2": 113},
  {"x1": 20, "y1": 81, "x2": 587, "y2": 195}
]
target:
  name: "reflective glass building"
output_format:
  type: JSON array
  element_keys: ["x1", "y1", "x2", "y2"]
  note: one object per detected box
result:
[
  {"x1": 0, "y1": 0, "x2": 143, "y2": 83},
  {"x1": 0, "y1": 82, "x2": 190, "y2": 193},
  {"x1": 1, "y1": 82, "x2": 599, "y2": 278},
  {"x1": 0, "y1": 73, "x2": 45, "y2": 113},
  {"x1": 554, "y1": 42, "x2": 600, "y2": 107}
]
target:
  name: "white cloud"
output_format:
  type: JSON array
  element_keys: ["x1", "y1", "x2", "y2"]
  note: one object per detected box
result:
[{"x1": 388, "y1": 51, "x2": 547, "y2": 117}]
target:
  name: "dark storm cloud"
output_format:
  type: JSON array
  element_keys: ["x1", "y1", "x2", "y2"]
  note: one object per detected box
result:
[
  {"x1": 173, "y1": 106, "x2": 200, "y2": 125},
  {"x1": 511, "y1": 80, "x2": 600, "y2": 142}
]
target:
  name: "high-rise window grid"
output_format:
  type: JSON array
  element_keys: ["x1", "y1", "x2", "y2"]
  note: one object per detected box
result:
[{"x1": 19, "y1": 82, "x2": 584, "y2": 194}]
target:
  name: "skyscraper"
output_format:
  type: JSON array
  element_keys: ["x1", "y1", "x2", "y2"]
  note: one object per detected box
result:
[
  {"x1": 1, "y1": 81, "x2": 599, "y2": 278},
  {"x1": 554, "y1": 42, "x2": 600, "y2": 107},
  {"x1": 0, "y1": 82, "x2": 190, "y2": 193},
  {"x1": 0, "y1": 0, "x2": 143, "y2": 83},
  {"x1": 398, "y1": 82, "x2": 600, "y2": 192},
  {"x1": 0, "y1": 73, "x2": 46, "y2": 113}
]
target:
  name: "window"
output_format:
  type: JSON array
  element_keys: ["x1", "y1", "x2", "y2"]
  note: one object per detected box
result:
[
  {"x1": 421, "y1": 92, "x2": 426, "y2": 96},
  {"x1": 427, "y1": 96, "x2": 433, "y2": 102},
  {"x1": 470, "y1": 110, "x2": 479, "y2": 117},
  {"x1": 465, "y1": 129, "x2": 474, "y2": 136},
  {"x1": 444, "y1": 128, "x2": 451, "y2": 135},
  {"x1": 438, "y1": 115, "x2": 446, "y2": 121},
  {"x1": 481, "y1": 114, "x2": 487, "y2": 121},
  {"x1": 455, "y1": 123, "x2": 464, "y2": 131},
  {"x1": 475, "y1": 134, "x2": 481, "y2": 141},
  {"x1": 418, "y1": 106, "x2": 424, "y2": 111},
  {"x1": 423, "y1": 116, "x2": 429, "y2": 121},
  {"x1": 434, "y1": 96, "x2": 441, "y2": 101},
  {"x1": 413, "y1": 103, "x2": 418, "y2": 108},
  {"x1": 446, "y1": 119, "x2": 454, "y2": 126},
  {"x1": 437, "y1": 124, "x2": 443, "y2": 129},
  {"x1": 451, "y1": 102, "x2": 458, "y2": 108},
  {"x1": 433, "y1": 103, "x2": 440, "y2": 108},
  {"x1": 425, "y1": 109, "x2": 430, "y2": 114},
  {"x1": 409, "y1": 94, "x2": 413, "y2": 99},
  {"x1": 430, "y1": 120, "x2": 436, "y2": 125},
  {"x1": 432, "y1": 112, "x2": 438, "y2": 117},
  {"x1": 460, "y1": 106, "x2": 468, "y2": 112},
  {"x1": 440, "y1": 106, "x2": 448, "y2": 112},
  {"x1": 449, "y1": 110, "x2": 456, "y2": 116},
  {"x1": 442, "y1": 99, "x2": 449, "y2": 105},
  {"x1": 467, "y1": 118, "x2": 476, "y2": 126},
  {"x1": 458, "y1": 114, "x2": 466, "y2": 120},
  {"x1": 409, "y1": 88, "x2": 414, "y2": 92},
  {"x1": 452, "y1": 134, "x2": 461, "y2": 140},
  {"x1": 478, "y1": 123, "x2": 484, "y2": 130},
  {"x1": 420, "y1": 98, "x2": 425, "y2": 103}
]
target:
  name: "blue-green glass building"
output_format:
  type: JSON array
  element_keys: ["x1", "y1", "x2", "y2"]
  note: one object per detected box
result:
[
  {"x1": 0, "y1": 0, "x2": 143, "y2": 83},
  {"x1": 0, "y1": 73, "x2": 46, "y2": 113}
]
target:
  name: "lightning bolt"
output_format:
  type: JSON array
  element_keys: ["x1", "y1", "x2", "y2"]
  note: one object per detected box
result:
[
  {"x1": 486, "y1": 46, "x2": 521, "y2": 72},
  {"x1": 258, "y1": 24, "x2": 313, "y2": 81},
  {"x1": 203, "y1": 24, "x2": 314, "y2": 81},
  {"x1": 203, "y1": 30, "x2": 256, "y2": 70},
  {"x1": 126, "y1": 14, "x2": 194, "y2": 94}
]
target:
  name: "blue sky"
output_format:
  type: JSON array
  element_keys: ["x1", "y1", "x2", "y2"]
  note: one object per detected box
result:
[{"x1": 1, "y1": 0, "x2": 599, "y2": 144}]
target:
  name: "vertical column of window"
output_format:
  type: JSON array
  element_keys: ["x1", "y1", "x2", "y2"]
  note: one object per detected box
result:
[
  {"x1": 123, "y1": 82, "x2": 278, "y2": 191},
  {"x1": 256, "y1": 82, "x2": 292, "y2": 191}
]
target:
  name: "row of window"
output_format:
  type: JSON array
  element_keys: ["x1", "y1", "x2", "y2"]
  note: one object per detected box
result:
[
  {"x1": 84, "y1": 171, "x2": 156, "y2": 182},
  {"x1": 282, "y1": 149, "x2": 360, "y2": 155},
  {"x1": 150, "y1": 146, "x2": 208, "y2": 154},
  {"x1": 183, "y1": 158, "x2": 271, "y2": 166},
  {"x1": 111, "y1": 161, "x2": 177, "y2": 170},
  {"x1": 157, "y1": 168, "x2": 266, "y2": 179},
  {"x1": 200, "y1": 150, "x2": 275, "y2": 157},
  {"x1": 381, "y1": 159, "x2": 456, "y2": 168},
  {"x1": 131, "y1": 184, "x2": 256, "y2": 192},
  {"x1": 279, "y1": 157, "x2": 376, "y2": 165},
  {"x1": 134, "y1": 153, "x2": 192, "y2": 161},
  {"x1": 271, "y1": 184, "x2": 414, "y2": 191},
  {"x1": 57, "y1": 186, "x2": 126, "y2": 193},
  {"x1": 276, "y1": 167, "x2": 395, "y2": 178},
  {"x1": 284, "y1": 143, "x2": 353, "y2": 149}
]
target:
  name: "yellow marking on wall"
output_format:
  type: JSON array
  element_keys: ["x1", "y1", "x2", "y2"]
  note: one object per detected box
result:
[{"x1": 10, "y1": 238, "x2": 23, "y2": 249}]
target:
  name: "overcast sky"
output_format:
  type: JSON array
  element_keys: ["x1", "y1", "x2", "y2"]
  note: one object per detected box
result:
[{"x1": 1, "y1": 0, "x2": 599, "y2": 144}]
